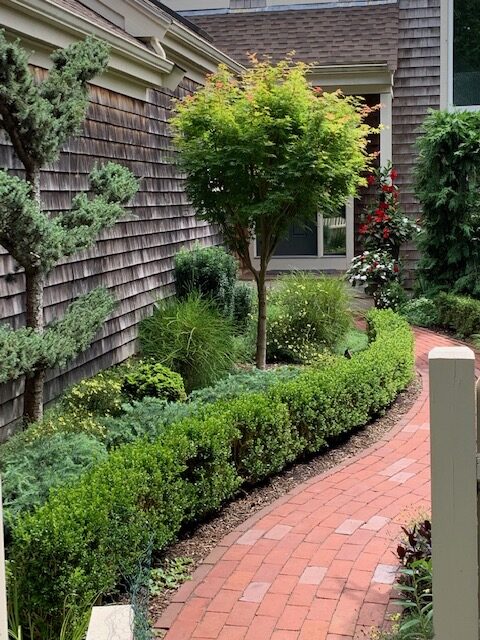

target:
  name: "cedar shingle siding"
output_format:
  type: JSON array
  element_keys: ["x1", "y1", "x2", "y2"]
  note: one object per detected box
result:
[
  {"x1": 0, "y1": 78, "x2": 220, "y2": 437},
  {"x1": 393, "y1": 0, "x2": 441, "y2": 279}
]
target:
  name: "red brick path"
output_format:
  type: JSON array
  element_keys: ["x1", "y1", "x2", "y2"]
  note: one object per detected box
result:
[{"x1": 155, "y1": 329, "x2": 464, "y2": 640}]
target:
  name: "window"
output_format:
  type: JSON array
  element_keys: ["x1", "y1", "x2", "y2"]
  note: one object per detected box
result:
[
  {"x1": 230, "y1": 0, "x2": 266, "y2": 8},
  {"x1": 322, "y1": 209, "x2": 347, "y2": 256},
  {"x1": 453, "y1": 0, "x2": 480, "y2": 107}
]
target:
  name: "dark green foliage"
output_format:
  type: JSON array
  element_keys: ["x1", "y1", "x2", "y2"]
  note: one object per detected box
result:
[
  {"x1": 435, "y1": 292, "x2": 480, "y2": 337},
  {"x1": 122, "y1": 362, "x2": 186, "y2": 403},
  {"x1": 0, "y1": 32, "x2": 109, "y2": 169},
  {"x1": 0, "y1": 432, "x2": 107, "y2": 518},
  {"x1": 0, "y1": 288, "x2": 115, "y2": 384},
  {"x1": 232, "y1": 282, "x2": 254, "y2": 329},
  {"x1": 188, "y1": 367, "x2": 301, "y2": 404},
  {"x1": 139, "y1": 295, "x2": 235, "y2": 391},
  {"x1": 224, "y1": 393, "x2": 300, "y2": 483},
  {"x1": 175, "y1": 245, "x2": 237, "y2": 317},
  {"x1": 400, "y1": 298, "x2": 439, "y2": 328},
  {"x1": 415, "y1": 110, "x2": 480, "y2": 297},
  {"x1": 9, "y1": 420, "x2": 239, "y2": 631}
]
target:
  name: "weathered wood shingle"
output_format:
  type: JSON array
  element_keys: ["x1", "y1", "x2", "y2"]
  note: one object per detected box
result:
[
  {"x1": 0, "y1": 77, "x2": 220, "y2": 437},
  {"x1": 392, "y1": 0, "x2": 440, "y2": 280}
]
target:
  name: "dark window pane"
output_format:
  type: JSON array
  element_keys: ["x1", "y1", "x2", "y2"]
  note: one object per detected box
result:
[
  {"x1": 454, "y1": 0, "x2": 480, "y2": 106},
  {"x1": 264, "y1": 221, "x2": 318, "y2": 256}
]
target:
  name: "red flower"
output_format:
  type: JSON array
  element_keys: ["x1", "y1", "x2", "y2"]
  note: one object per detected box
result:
[
  {"x1": 383, "y1": 228, "x2": 390, "y2": 239},
  {"x1": 366, "y1": 214, "x2": 373, "y2": 224},
  {"x1": 390, "y1": 168, "x2": 398, "y2": 180},
  {"x1": 359, "y1": 224, "x2": 368, "y2": 235},
  {"x1": 381, "y1": 184, "x2": 394, "y2": 194},
  {"x1": 393, "y1": 263, "x2": 399, "y2": 273},
  {"x1": 379, "y1": 201, "x2": 389, "y2": 211},
  {"x1": 367, "y1": 174, "x2": 376, "y2": 186}
]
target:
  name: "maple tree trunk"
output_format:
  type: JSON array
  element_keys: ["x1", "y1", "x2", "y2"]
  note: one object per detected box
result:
[{"x1": 255, "y1": 268, "x2": 267, "y2": 370}]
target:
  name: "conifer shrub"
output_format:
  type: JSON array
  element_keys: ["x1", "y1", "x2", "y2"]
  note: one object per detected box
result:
[
  {"x1": 122, "y1": 362, "x2": 186, "y2": 403},
  {"x1": 174, "y1": 245, "x2": 237, "y2": 317}
]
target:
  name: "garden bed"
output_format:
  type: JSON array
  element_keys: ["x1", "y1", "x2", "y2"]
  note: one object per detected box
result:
[{"x1": 148, "y1": 373, "x2": 422, "y2": 625}]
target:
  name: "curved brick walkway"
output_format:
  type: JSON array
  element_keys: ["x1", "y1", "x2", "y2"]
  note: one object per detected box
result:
[{"x1": 155, "y1": 328, "x2": 467, "y2": 640}]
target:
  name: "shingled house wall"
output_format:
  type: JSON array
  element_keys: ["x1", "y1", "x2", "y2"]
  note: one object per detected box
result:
[
  {"x1": 0, "y1": 77, "x2": 220, "y2": 437},
  {"x1": 392, "y1": 0, "x2": 441, "y2": 280}
]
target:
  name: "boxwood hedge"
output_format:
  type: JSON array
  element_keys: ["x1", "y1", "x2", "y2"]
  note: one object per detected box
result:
[{"x1": 8, "y1": 309, "x2": 414, "y2": 633}]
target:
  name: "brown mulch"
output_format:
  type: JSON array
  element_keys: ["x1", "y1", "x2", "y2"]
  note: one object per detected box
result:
[{"x1": 147, "y1": 374, "x2": 422, "y2": 626}]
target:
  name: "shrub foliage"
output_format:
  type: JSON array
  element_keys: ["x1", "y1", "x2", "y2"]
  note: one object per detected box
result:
[
  {"x1": 139, "y1": 295, "x2": 235, "y2": 391},
  {"x1": 415, "y1": 110, "x2": 480, "y2": 297},
  {"x1": 175, "y1": 245, "x2": 237, "y2": 318}
]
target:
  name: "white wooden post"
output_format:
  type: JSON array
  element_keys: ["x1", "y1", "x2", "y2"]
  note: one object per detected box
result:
[
  {"x1": 429, "y1": 347, "x2": 479, "y2": 640},
  {"x1": 0, "y1": 478, "x2": 8, "y2": 640}
]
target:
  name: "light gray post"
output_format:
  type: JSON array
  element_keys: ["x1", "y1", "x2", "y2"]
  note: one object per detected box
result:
[
  {"x1": 429, "y1": 347, "x2": 479, "y2": 640},
  {"x1": 0, "y1": 478, "x2": 8, "y2": 640}
]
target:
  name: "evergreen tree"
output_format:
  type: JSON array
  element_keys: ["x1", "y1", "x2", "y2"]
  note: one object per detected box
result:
[{"x1": 0, "y1": 32, "x2": 138, "y2": 424}]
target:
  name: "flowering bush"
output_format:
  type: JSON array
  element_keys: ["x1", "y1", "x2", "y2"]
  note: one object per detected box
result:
[
  {"x1": 266, "y1": 273, "x2": 351, "y2": 363},
  {"x1": 360, "y1": 164, "x2": 418, "y2": 260},
  {"x1": 346, "y1": 250, "x2": 399, "y2": 296},
  {"x1": 374, "y1": 282, "x2": 408, "y2": 311}
]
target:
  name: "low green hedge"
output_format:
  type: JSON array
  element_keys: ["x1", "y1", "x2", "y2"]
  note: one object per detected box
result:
[
  {"x1": 8, "y1": 309, "x2": 414, "y2": 633},
  {"x1": 435, "y1": 292, "x2": 480, "y2": 338}
]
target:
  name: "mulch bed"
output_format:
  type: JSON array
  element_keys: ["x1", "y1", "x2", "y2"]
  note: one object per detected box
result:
[{"x1": 148, "y1": 374, "x2": 422, "y2": 627}]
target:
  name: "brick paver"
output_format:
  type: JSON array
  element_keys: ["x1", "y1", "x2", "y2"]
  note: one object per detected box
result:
[{"x1": 156, "y1": 328, "x2": 467, "y2": 639}]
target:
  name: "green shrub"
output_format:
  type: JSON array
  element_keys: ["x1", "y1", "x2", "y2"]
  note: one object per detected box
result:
[
  {"x1": 400, "y1": 298, "x2": 439, "y2": 328},
  {"x1": 435, "y1": 292, "x2": 480, "y2": 337},
  {"x1": 267, "y1": 273, "x2": 351, "y2": 363},
  {"x1": 9, "y1": 416, "x2": 239, "y2": 630},
  {"x1": 122, "y1": 362, "x2": 186, "y2": 403},
  {"x1": 139, "y1": 295, "x2": 235, "y2": 391},
  {"x1": 103, "y1": 368, "x2": 301, "y2": 448},
  {"x1": 374, "y1": 282, "x2": 408, "y2": 311},
  {"x1": 9, "y1": 310, "x2": 413, "y2": 633},
  {"x1": 415, "y1": 110, "x2": 480, "y2": 297},
  {"x1": 102, "y1": 398, "x2": 198, "y2": 449},
  {"x1": 174, "y1": 244, "x2": 237, "y2": 317},
  {"x1": 61, "y1": 368, "x2": 126, "y2": 417},
  {"x1": 188, "y1": 367, "x2": 301, "y2": 404},
  {"x1": 0, "y1": 432, "x2": 107, "y2": 518},
  {"x1": 223, "y1": 393, "x2": 301, "y2": 484},
  {"x1": 232, "y1": 282, "x2": 254, "y2": 329}
]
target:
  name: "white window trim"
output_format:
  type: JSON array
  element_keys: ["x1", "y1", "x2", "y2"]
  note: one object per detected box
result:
[{"x1": 446, "y1": 0, "x2": 480, "y2": 111}]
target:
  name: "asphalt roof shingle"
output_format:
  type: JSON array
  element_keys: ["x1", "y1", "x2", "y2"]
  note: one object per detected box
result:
[{"x1": 190, "y1": 4, "x2": 399, "y2": 70}]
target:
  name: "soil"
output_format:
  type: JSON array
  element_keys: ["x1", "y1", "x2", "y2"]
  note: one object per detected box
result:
[{"x1": 148, "y1": 374, "x2": 422, "y2": 627}]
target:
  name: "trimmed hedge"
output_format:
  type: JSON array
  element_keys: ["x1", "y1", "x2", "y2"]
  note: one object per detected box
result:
[
  {"x1": 435, "y1": 292, "x2": 480, "y2": 338},
  {"x1": 9, "y1": 310, "x2": 414, "y2": 633}
]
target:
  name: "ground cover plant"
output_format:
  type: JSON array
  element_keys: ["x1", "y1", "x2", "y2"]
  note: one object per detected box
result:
[
  {"x1": 6, "y1": 309, "x2": 414, "y2": 637},
  {"x1": 172, "y1": 57, "x2": 373, "y2": 368},
  {"x1": 0, "y1": 33, "x2": 138, "y2": 423}
]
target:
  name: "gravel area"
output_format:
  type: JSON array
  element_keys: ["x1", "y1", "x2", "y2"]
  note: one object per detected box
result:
[{"x1": 148, "y1": 374, "x2": 422, "y2": 625}]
